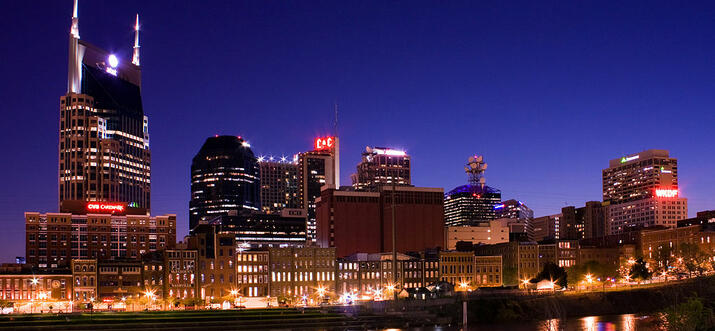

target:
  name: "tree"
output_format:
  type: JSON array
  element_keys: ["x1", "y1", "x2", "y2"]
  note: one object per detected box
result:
[
  {"x1": 629, "y1": 258, "x2": 652, "y2": 284},
  {"x1": 679, "y1": 243, "x2": 710, "y2": 277},
  {"x1": 531, "y1": 262, "x2": 567, "y2": 288},
  {"x1": 660, "y1": 297, "x2": 714, "y2": 331},
  {"x1": 654, "y1": 244, "x2": 675, "y2": 274}
]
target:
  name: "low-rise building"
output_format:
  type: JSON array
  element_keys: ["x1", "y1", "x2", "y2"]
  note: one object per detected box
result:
[{"x1": 444, "y1": 221, "x2": 509, "y2": 250}]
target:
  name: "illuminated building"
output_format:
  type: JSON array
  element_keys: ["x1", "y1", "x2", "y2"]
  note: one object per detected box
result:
[
  {"x1": 24, "y1": 202, "x2": 176, "y2": 268},
  {"x1": 0, "y1": 264, "x2": 72, "y2": 302},
  {"x1": 537, "y1": 240, "x2": 579, "y2": 268},
  {"x1": 316, "y1": 186, "x2": 444, "y2": 257},
  {"x1": 640, "y1": 224, "x2": 714, "y2": 262},
  {"x1": 190, "y1": 136, "x2": 260, "y2": 231},
  {"x1": 529, "y1": 214, "x2": 561, "y2": 242},
  {"x1": 444, "y1": 155, "x2": 502, "y2": 226},
  {"x1": 678, "y1": 210, "x2": 715, "y2": 227},
  {"x1": 444, "y1": 221, "x2": 509, "y2": 250},
  {"x1": 235, "y1": 250, "x2": 269, "y2": 297},
  {"x1": 474, "y1": 241, "x2": 539, "y2": 286},
  {"x1": 602, "y1": 150, "x2": 688, "y2": 235},
  {"x1": 187, "y1": 230, "x2": 236, "y2": 300},
  {"x1": 164, "y1": 249, "x2": 199, "y2": 300},
  {"x1": 298, "y1": 137, "x2": 340, "y2": 243},
  {"x1": 350, "y1": 146, "x2": 411, "y2": 191},
  {"x1": 193, "y1": 209, "x2": 307, "y2": 248},
  {"x1": 60, "y1": 2, "x2": 151, "y2": 211},
  {"x1": 268, "y1": 247, "x2": 336, "y2": 298},
  {"x1": 258, "y1": 158, "x2": 300, "y2": 214},
  {"x1": 560, "y1": 202, "x2": 606, "y2": 240},
  {"x1": 495, "y1": 199, "x2": 533, "y2": 221}
]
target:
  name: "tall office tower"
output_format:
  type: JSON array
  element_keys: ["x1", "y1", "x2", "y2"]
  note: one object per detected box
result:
[
  {"x1": 190, "y1": 136, "x2": 260, "y2": 231},
  {"x1": 298, "y1": 137, "x2": 339, "y2": 243},
  {"x1": 444, "y1": 155, "x2": 502, "y2": 226},
  {"x1": 258, "y1": 157, "x2": 300, "y2": 214},
  {"x1": 560, "y1": 201, "x2": 606, "y2": 240},
  {"x1": 602, "y1": 150, "x2": 688, "y2": 235},
  {"x1": 59, "y1": 1, "x2": 151, "y2": 211},
  {"x1": 350, "y1": 147, "x2": 411, "y2": 191},
  {"x1": 529, "y1": 214, "x2": 561, "y2": 242},
  {"x1": 495, "y1": 199, "x2": 534, "y2": 220}
]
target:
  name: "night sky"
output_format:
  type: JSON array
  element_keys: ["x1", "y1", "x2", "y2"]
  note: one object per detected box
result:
[{"x1": 1, "y1": 1, "x2": 714, "y2": 262}]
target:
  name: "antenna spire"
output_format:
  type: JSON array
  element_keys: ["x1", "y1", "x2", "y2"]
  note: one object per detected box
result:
[
  {"x1": 67, "y1": 0, "x2": 81, "y2": 93},
  {"x1": 132, "y1": 14, "x2": 140, "y2": 66},
  {"x1": 333, "y1": 103, "x2": 339, "y2": 137}
]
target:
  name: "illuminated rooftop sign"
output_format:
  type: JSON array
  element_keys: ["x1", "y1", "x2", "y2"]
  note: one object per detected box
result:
[
  {"x1": 314, "y1": 137, "x2": 335, "y2": 151},
  {"x1": 373, "y1": 148, "x2": 406, "y2": 156},
  {"x1": 105, "y1": 54, "x2": 118, "y2": 76},
  {"x1": 655, "y1": 188, "x2": 678, "y2": 198},
  {"x1": 620, "y1": 155, "x2": 640, "y2": 163},
  {"x1": 87, "y1": 202, "x2": 126, "y2": 213}
]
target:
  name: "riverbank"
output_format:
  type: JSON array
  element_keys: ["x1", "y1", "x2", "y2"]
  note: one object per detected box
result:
[{"x1": 461, "y1": 275, "x2": 715, "y2": 323}]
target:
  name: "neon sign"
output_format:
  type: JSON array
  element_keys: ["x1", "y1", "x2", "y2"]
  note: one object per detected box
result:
[
  {"x1": 373, "y1": 148, "x2": 406, "y2": 156},
  {"x1": 620, "y1": 155, "x2": 640, "y2": 163},
  {"x1": 314, "y1": 137, "x2": 335, "y2": 151},
  {"x1": 87, "y1": 202, "x2": 125, "y2": 213},
  {"x1": 655, "y1": 188, "x2": 678, "y2": 198}
]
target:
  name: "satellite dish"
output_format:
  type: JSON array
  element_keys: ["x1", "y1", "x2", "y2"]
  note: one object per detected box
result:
[
  {"x1": 464, "y1": 167, "x2": 470, "y2": 172},
  {"x1": 468, "y1": 156, "x2": 474, "y2": 163},
  {"x1": 476, "y1": 156, "x2": 483, "y2": 162},
  {"x1": 482, "y1": 163, "x2": 488, "y2": 170},
  {"x1": 470, "y1": 163, "x2": 478, "y2": 169},
  {"x1": 366, "y1": 146, "x2": 372, "y2": 153}
]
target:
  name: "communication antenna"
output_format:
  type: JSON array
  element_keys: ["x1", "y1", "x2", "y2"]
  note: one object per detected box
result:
[{"x1": 466, "y1": 154, "x2": 488, "y2": 188}]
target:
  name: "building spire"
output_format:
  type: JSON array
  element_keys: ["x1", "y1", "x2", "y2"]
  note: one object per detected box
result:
[
  {"x1": 132, "y1": 14, "x2": 140, "y2": 66},
  {"x1": 70, "y1": 0, "x2": 79, "y2": 38},
  {"x1": 68, "y1": 0, "x2": 81, "y2": 93}
]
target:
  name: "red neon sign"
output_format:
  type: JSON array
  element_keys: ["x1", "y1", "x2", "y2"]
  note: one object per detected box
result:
[
  {"x1": 655, "y1": 188, "x2": 678, "y2": 198},
  {"x1": 314, "y1": 137, "x2": 335, "y2": 151},
  {"x1": 87, "y1": 203, "x2": 125, "y2": 213}
]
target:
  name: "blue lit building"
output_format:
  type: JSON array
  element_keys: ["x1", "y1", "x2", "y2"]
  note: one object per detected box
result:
[{"x1": 444, "y1": 155, "x2": 502, "y2": 227}]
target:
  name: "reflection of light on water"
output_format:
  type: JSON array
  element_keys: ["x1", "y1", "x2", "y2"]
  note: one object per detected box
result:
[
  {"x1": 583, "y1": 316, "x2": 596, "y2": 331},
  {"x1": 622, "y1": 314, "x2": 635, "y2": 331},
  {"x1": 541, "y1": 318, "x2": 560, "y2": 331}
]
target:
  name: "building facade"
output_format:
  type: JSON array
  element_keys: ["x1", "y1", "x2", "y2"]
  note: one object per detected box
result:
[
  {"x1": 444, "y1": 221, "x2": 509, "y2": 250},
  {"x1": 60, "y1": 2, "x2": 151, "y2": 210},
  {"x1": 475, "y1": 241, "x2": 539, "y2": 286},
  {"x1": 316, "y1": 186, "x2": 444, "y2": 257},
  {"x1": 258, "y1": 160, "x2": 300, "y2": 214},
  {"x1": 189, "y1": 135, "x2": 260, "y2": 232},
  {"x1": 603, "y1": 150, "x2": 688, "y2": 234},
  {"x1": 529, "y1": 214, "x2": 561, "y2": 242},
  {"x1": 25, "y1": 207, "x2": 176, "y2": 267},
  {"x1": 560, "y1": 201, "x2": 606, "y2": 240},
  {"x1": 444, "y1": 156, "x2": 501, "y2": 227},
  {"x1": 351, "y1": 147, "x2": 411, "y2": 191},
  {"x1": 495, "y1": 200, "x2": 534, "y2": 221},
  {"x1": 298, "y1": 137, "x2": 339, "y2": 243}
]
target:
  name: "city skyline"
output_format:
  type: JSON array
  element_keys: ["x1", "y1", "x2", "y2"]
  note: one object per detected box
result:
[{"x1": 2, "y1": 0, "x2": 715, "y2": 262}]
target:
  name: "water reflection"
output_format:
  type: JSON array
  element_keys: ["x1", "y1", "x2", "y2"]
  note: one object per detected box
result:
[{"x1": 542, "y1": 318, "x2": 560, "y2": 331}]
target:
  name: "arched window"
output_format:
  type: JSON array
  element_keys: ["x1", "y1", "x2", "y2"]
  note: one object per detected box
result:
[
  {"x1": 82, "y1": 266, "x2": 87, "y2": 272},
  {"x1": 82, "y1": 277, "x2": 87, "y2": 286},
  {"x1": 89, "y1": 277, "x2": 94, "y2": 286}
]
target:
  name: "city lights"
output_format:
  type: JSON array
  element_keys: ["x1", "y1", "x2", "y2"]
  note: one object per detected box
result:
[{"x1": 314, "y1": 136, "x2": 335, "y2": 151}]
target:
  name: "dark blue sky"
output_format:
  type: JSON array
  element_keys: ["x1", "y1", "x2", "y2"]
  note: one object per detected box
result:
[{"x1": 2, "y1": 1, "x2": 714, "y2": 262}]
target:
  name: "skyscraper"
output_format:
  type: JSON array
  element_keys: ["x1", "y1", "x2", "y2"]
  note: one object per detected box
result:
[
  {"x1": 350, "y1": 146, "x2": 411, "y2": 191},
  {"x1": 495, "y1": 199, "x2": 534, "y2": 220},
  {"x1": 298, "y1": 137, "x2": 339, "y2": 243},
  {"x1": 258, "y1": 157, "x2": 300, "y2": 214},
  {"x1": 602, "y1": 149, "x2": 688, "y2": 234},
  {"x1": 444, "y1": 155, "x2": 502, "y2": 227},
  {"x1": 60, "y1": 1, "x2": 151, "y2": 211},
  {"x1": 190, "y1": 136, "x2": 260, "y2": 231}
]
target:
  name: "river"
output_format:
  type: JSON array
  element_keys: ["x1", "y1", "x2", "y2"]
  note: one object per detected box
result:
[{"x1": 378, "y1": 314, "x2": 659, "y2": 331}]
